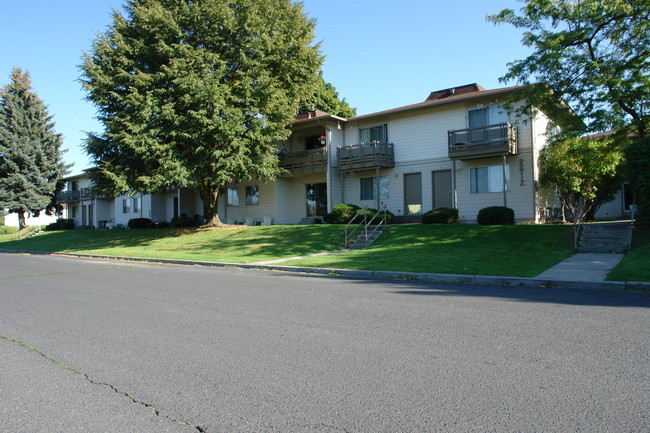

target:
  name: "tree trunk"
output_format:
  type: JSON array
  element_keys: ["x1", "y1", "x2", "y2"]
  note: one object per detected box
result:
[
  {"x1": 199, "y1": 187, "x2": 225, "y2": 227},
  {"x1": 17, "y1": 211, "x2": 26, "y2": 231}
]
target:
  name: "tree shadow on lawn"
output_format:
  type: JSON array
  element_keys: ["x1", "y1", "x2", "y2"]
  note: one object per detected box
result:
[{"x1": 0, "y1": 228, "x2": 187, "y2": 253}]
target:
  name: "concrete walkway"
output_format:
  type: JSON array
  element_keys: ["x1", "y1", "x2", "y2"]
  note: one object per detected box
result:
[
  {"x1": 250, "y1": 249, "x2": 349, "y2": 265},
  {"x1": 535, "y1": 253, "x2": 624, "y2": 282}
]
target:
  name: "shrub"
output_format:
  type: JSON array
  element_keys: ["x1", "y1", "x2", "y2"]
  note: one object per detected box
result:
[
  {"x1": 357, "y1": 208, "x2": 394, "y2": 225},
  {"x1": 44, "y1": 219, "x2": 75, "y2": 231},
  {"x1": 0, "y1": 225, "x2": 18, "y2": 234},
  {"x1": 423, "y1": 207, "x2": 459, "y2": 224},
  {"x1": 477, "y1": 206, "x2": 515, "y2": 225},
  {"x1": 324, "y1": 203, "x2": 361, "y2": 224},
  {"x1": 158, "y1": 221, "x2": 171, "y2": 228},
  {"x1": 128, "y1": 218, "x2": 152, "y2": 229},
  {"x1": 171, "y1": 213, "x2": 197, "y2": 227},
  {"x1": 0, "y1": 215, "x2": 4, "y2": 225}
]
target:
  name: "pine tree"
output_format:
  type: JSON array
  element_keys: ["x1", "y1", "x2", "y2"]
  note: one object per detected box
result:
[
  {"x1": 0, "y1": 68, "x2": 68, "y2": 230},
  {"x1": 81, "y1": 0, "x2": 322, "y2": 226}
]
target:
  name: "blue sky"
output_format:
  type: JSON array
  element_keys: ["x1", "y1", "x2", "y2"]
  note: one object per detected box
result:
[{"x1": 0, "y1": 0, "x2": 530, "y2": 175}]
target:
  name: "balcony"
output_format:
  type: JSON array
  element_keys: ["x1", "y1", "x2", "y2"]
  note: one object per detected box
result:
[
  {"x1": 56, "y1": 188, "x2": 96, "y2": 202},
  {"x1": 448, "y1": 122, "x2": 517, "y2": 160},
  {"x1": 278, "y1": 148, "x2": 327, "y2": 176},
  {"x1": 337, "y1": 142, "x2": 395, "y2": 171},
  {"x1": 57, "y1": 190, "x2": 81, "y2": 202}
]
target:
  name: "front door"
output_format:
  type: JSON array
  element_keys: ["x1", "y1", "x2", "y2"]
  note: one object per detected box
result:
[
  {"x1": 88, "y1": 204, "x2": 94, "y2": 227},
  {"x1": 432, "y1": 170, "x2": 452, "y2": 209},
  {"x1": 404, "y1": 173, "x2": 422, "y2": 215},
  {"x1": 306, "y1": 183, "x2": 327, "y2": 217}
]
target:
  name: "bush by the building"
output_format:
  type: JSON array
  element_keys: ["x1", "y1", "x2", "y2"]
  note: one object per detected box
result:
[
  {"x1": 422, "y1": 207, "x2": 459, "y2": 224},
  {"x1": 477, "y1": 206, "x2": 515, "y2": 225},
  {"x1": 44, "y1": 219, "x2": 75, "y2": 231},
  {"x1": 128, "y1": 218, "x2": 152, "y2": 229}
]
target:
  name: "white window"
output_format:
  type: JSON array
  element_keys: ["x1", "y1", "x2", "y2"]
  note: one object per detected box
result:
[
  {"x1": 71, "y1": 206, "x2": 79, "y2": 218},
  {"x1": 227, "y1": 188, "x2": 239, "y2": 206},
  {"x1": 246, "y1": 185, "x2": 259, "y2": 205},
  {"x1": 359, "y1": 124, "x2": 387, "y2": 144},
  {"x1": 360, "y1": 176, "x2": 389, "y2": 200},
  {"x1": 133, "y1": 196, "x2": 141, "y2": 213},
  {"x1": 470, "y1": 165, "x2": 510, "y2": 193},
  {"x1": 468, "y1": 106, "x2": 508, "y2": 128},
  {"x1": 122, "y1": 198, "x2": 131, "y2": 213}
]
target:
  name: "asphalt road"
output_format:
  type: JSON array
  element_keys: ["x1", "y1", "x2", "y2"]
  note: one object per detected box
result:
[{"x1": 0, "y1": 252, "x2": 648, "y2": 432}]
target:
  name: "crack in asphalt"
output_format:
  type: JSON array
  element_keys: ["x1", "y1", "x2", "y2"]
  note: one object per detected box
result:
[
  {"x1": 0, "y1": 333, "x2": 208, "y2": 433},
  {"x1": 0, "y1": 265, "x2": 137, "y2": 280}
]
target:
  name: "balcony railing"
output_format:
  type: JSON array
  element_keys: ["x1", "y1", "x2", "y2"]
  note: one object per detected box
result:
[
  {"x1": 448, "y1": 122, "x2": 518, "y2": 160},
  {"x1": 337, "y1": 142, "x2": 395, "y2": 171},
  {"x1": 57, "y1": 190, "x2": 81, "y2": 202},
  {"x1": 56, "y1": 188, "x2": 96, "y2": 202},
  {"x1": 278, "y1": 148, "x2": 327, "y2": 176}
]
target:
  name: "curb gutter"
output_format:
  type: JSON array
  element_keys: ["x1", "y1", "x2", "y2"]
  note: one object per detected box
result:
[{"x1": 2, "y1": 249, "x2": 649, "y2": 292}]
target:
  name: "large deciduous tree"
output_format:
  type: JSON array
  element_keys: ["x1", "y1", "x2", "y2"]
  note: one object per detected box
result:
[
  {"x1": 0, "y1": 68, "x2": 68, "y2": 230},
  {"x1": 81, "y1": 0, "x2": 322, "y2": 226},
  {"x1": 539, "y1": 135, "x2": 625, "y2": 247},
  {"x1": 299, "y1": 72, "x2": 356, "y2": 118},
  {"x1": 488, "y1": 0, "x2": 649, "y2": 137}
]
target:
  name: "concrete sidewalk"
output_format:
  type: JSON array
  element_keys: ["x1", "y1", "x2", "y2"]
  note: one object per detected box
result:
[{"x1": 535, "y1": 253, "x2": 625, "y2": 282}]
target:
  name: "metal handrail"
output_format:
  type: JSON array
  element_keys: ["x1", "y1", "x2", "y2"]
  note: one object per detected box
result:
[
  {"x1": 344, "y1": 205, "x2": 389, "y2": 248},
  {"x1": 363, "y1": 206, "x2": 388, "y2": 247},
  {"x1": 344, "y1": 207, "x2": 367, "y2": 248}
]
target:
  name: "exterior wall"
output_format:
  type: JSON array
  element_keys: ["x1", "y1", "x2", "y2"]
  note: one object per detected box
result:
[
  {"x1": 4, "y1": 211, "x2": 57, "y2": 228},
  {"x1": 221, "y1": 180, "x2": 276, "y2": 224},
  {"x1": 595, "y1": 189, "x2": 625, "y2": 219}
]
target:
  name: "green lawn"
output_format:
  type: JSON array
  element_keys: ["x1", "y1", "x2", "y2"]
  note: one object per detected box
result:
[
  {"x1": 0, "y1": 225, "x2": 344, "y2": 263},
  {"x1": 607, "y1": 229, "x2": 650, "y2": 282},
  {"x1": 282, "y1": 224, "x2": 574, "y2": 277}
]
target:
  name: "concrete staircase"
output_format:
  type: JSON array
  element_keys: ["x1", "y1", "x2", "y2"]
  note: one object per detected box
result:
[
  {"x1": 578, "y1": 222, "x2": 632, "y2": 254},
  {"x1": 348, "y1": 225, "x2": 386, "y2": 250}
]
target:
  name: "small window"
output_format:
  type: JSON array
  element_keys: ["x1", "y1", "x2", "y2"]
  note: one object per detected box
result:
[
  {"x1": 359, "y1": 124, "x2": 387, "y2": 144},
  {"x1": 133, "y1": 196, "x2": 141, "y2": 213},
  {"x1": 360, "y1": 176, "x2": 389, "y2": 200},
  {"x1": 246, "y1": 185, "x2": 259, "y2": 205},
  {"x1": 468, "y1": 106, "x2": 508, "y2": 128},
  {"x1": 470, "y1": 165, "x2": 510, "y2": 193},
  {"x1": 71, "y1": 206, "x2": 79, "y2": 218},
  {"x1": 227, "y1": 188, "x2": 239, "y2": 206},
  {"x1": 123, "y1": 198, "x2": 131, "y2": 213}
]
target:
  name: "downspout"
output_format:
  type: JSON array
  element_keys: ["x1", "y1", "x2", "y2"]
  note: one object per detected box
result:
[
  {"x1": 376, "y1": 166, "x2": 380, "y2": 210},
  {"x1": 502, "y1": 154, "x2": 508, "y2": 208},
  {"x1": 452, "y1": 160, "x2": 457, "y2": 209}
]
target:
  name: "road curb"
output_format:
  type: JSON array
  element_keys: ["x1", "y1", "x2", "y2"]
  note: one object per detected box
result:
[{"x1": 1, "y1": 249, "x2": 648, "y2": 292}]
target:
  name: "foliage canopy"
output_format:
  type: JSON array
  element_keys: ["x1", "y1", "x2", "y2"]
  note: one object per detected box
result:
[
  {"x1": 81, "y1": 0, "x2": 323, "y2": 225},
  {"x1": 0, "y1": 68, "x2": 67, "y2": 229},
  {"x1": 488, "y1": 0, "x2": 650, "y2": 137}
]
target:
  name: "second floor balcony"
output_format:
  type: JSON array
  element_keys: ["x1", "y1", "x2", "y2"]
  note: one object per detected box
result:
[
  {"x1": 278, "y1": 148, "x2": 327, "y2": 176},
  {"x1": 337, "y1": 142, "x2": 395, "y2": 171},
  {"x1": 448, "y1": 122, "x2": 518, "y2": 160},
  {"x1": 56, "y1": 187, "x2": 95, "y2": 202}
]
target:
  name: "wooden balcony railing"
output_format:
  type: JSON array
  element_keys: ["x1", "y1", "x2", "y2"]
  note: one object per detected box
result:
[
  {"x1": 448, "y1": 122, "x2": 517, "y2": 160},
  {"x1": 278, "y1": 148, "x2": 327, "y2": 176},
  {"x1": 337, "y1": 142, "x2": 395, "y2": 171},
  {"x1": 56, "y1": 188, "x2": 97, "y2": 202}
]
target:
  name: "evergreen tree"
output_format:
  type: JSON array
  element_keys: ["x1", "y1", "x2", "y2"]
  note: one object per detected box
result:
[
  {"x1": 0, "y1": 68, "x2": 68, "y2": 230},
  {"x1": 81, "y1": 0, "x2": 322, "y2": 226}
]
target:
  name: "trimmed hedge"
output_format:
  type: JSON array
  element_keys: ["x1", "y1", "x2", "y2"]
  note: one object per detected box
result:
[
  {"x1": 0, "y1": 225, "x2": 18, "y2": 234},
  {"x1": 477, "y1": 206, "x2": 515, "y2": 225},
  {"x1": 422, "y1": 207, "x2": 459, "y2": 224},
  {"x1": 128, "y1": 218, "x2": 152, "y2": 229},
  {"x1": 44, "y1": 219, "x2": 75, "y2": 231}
]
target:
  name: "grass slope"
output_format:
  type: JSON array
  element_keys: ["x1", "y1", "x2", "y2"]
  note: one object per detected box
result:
[
  {"x1": 282, "y1": 224, "x2": 574, "y2": 277},
  {"x1": 607, "y1": 229, "x2": 650, "y2": 282},
  {"x1": 0, "y1": 225, "x2": 343, "y2": 264}
]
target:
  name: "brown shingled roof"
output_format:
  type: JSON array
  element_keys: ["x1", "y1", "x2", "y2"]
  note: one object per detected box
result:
[{"x1": 425, "y1": 83, "x2": 485, "y2": 101}]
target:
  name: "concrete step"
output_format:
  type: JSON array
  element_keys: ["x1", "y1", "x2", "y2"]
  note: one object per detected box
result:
[{"x1": 578, "y1": 222, "x2": 632, "y2": 254}]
